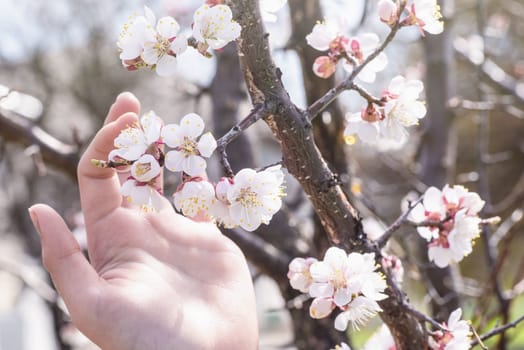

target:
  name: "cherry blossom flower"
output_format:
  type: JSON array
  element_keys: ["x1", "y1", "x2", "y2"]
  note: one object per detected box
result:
[
  {"x1": 173, "y1": 179, "x2": 216, "y2": 219},
  {"x1": 162, "y1": 113, "x2": 217, "y2": 177},
  {"x1": 287, "y1": 257, "x2": 318, "y2": 293},
  {"x1": 410, "y1": 185, "x2": 485, "y2": 267},
  {"x1": 303, "y1": 247, "x2": 387, "y2": 330},
  {"x1": 141, "y1": 15, "x2": 188, "y2": 77},
  {"x1": 310, "y1": 297, "x2": 335, "y2": 319},
  {"x1": 192, "y1": 4, "x2": 242, "y2": 55},
  {"x1": 117, "y1": 6, "x2": 156, "y2": 66},
  {"x1": 378, "y1": 0, "x2": 398, "y2": 26},
  {"x1": 121, "y1": 154, "x2": 164, "y2": 212},
  {"x1": 306, "y1": 22, "x2": 387, "y2": 82},
  {"x1": 405, "y1": 0, "x2": 444, "y2": 35},
  {"x1": 259, "y1": 0, "x2": 287, "y2": 22},
  {"x1": 428, "y1": 308, "x2": 471, "y2": 350},
  {"x1": 363, "y1": 324, "x2": 396, "y2": 350},
  {"x1": 117, "y1": 7, "x2": 187, "y2": 76},
  {"x1": 209, "y1": 177, "x2": 237, "y2": 228},
  {"x1": 306, "y1": 21, "x2": 339, "y2": 51},
  {"x1": 379, "y1": 75, "x2": 426, "y2": 143},
  {"x1": 109, "y1": 111, "x2": 163, "y2": 163},
  {"x1": 226, "y1": 165, "x2": 285, "y2": 231}
]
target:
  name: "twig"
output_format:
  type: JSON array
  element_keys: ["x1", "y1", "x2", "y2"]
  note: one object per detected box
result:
[
  {"x1": 377, "y1": 197, "x2": 423, "y2": 248},
  {"x1": 349, "y1": 82, "x2": 383, "y2": 105},
  {"x1": 306, "y1": 3, "x2": 406, "y2": 120},
  {"x1": 216, "y1": 103, "x2": 270, "y2": 176},
  {"x1": 0, "y1": 109, "x2": 79, "y2": 179},
  {"x1": 471, "y1": 314, "x2": 524, "y2": 346},
  {"x1": 401, "y1": 301, "x2": 447, "y2": 331}
]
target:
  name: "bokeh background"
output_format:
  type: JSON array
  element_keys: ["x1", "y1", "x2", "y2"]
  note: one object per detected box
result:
[{"x1": 1, "y1": 0, "x2": 523, "y2": 349}]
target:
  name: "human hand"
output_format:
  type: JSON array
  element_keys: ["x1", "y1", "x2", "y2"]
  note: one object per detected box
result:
[{"x1": 29, "y1": 93, "x2": 258, "y2": 350}]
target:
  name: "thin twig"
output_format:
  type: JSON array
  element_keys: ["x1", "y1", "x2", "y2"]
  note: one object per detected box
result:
[
  {"x1": 377, "y1": 197, "x2": 423, "y2": 248},
  {"x1": 216, "y1": 103, "x2": 270, "y2": 176},
  {"x1": 306, "y1": 3, "x2": 406, "y2": 120},
  {"x1": 402, "y1": 301, "x2": 447, "y2": 331},
  {"x1": 349, "y1": 82, "x2": 383, "y2": 105},
  {"x1": 471, "y1": 314, "x2": 524, "y2": 346}
]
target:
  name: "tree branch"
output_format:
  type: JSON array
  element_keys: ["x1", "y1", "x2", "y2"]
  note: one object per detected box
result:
[{"x1": 0, "y1": 109, "x2": 79, "y2": 179}]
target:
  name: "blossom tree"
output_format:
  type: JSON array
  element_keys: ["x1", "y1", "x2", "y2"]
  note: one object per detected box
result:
[{"x1": 1, "y1": 0, "x2": 524, "y2": 349}]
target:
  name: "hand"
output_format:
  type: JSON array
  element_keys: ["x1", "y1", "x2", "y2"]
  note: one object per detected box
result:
[{"x1": 29, "y1": 93, "x2": 258, "y2": 350}]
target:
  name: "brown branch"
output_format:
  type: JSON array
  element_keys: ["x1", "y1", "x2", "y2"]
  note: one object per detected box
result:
[
  {"x1": 471, "y1": 314, "x2": 524, "y2": 346},
  {"x1": 0, "y1": 109, "x2": 79, "y2": 179},
  {"x1": 216, "y1": 103, "x2": 270, "y2": 177},
  {"x1": 229, "y1": 0, "x2": 427, "y2": 348}
]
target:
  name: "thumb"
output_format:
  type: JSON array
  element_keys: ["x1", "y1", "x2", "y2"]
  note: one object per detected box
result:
[{"x1": 29, "y1": 204, "x2": 101, "y2": 328}]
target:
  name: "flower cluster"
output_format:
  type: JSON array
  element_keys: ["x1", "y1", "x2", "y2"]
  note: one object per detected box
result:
[
  {"x1": 100, "y1": 111, "x2": 216, "y2": 212},
  {"x1": 306, "y1": 22, "x2": 387, "y2": 82},
  {"x1": 410, "y1": 185, "x2": 485, "y2": 268},
  {"x1": 97, "y1": 111, "x2": 286, "y2": 229},
  {"x1": 343, "y1": 75, "x2": 426, "y2": 145},
  {"x1": 175, "y1": 165, "x2": 286, "y2": 231},
  {"x1": 428, "y1": 308, "x2": 471, "y2": 350},
  {"x1": 118, "y1": 5, "x2": 240, "y2": 76},
  {"x1": 378, "y1": 0, "x2": 444, "y2": 35},
  {"x1": 288, "y1": 247, "x2": 387, "y2": 331}
]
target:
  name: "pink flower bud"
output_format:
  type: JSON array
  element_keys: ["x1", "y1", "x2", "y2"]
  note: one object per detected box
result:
[
  {"x1": 378, "y1": 0, "x2": 398, "y2": 26},
  {"x1": 313, "y1": 56, "x2": 337, "y2": 79}
]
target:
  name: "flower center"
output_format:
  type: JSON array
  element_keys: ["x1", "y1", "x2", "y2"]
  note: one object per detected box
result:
[
  {"x1": 180, "y1": 137, "x2": 199, "y2": 156},
  {"x1": 236, "y1": 187, "x2": 260, "y2": 208},
  {"x1": 134, "y1": 162, "x2": 152, "y2": 177},
  {"x1": 154, "y1": 36, "x2": 172, "y2": 57}
]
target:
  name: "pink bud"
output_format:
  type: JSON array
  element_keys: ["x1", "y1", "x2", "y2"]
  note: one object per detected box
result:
[
  {"x1": 378, "y1": 0, "x2": 398, "y2": 25},
  {"x1": 313, "y1": 56, "x2": 336, "y2": 79}
]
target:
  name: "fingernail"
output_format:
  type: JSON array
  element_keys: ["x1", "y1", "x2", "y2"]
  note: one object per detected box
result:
[
  {"x1": 117, "y1": 91, "x2": 132, "y2": 100},
  {"x1": 28, "y1": 206, "x2": 42, "y2": 236}
]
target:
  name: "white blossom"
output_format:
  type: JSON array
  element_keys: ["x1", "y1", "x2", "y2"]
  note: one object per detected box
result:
[
  {"x1": 109, "y1": 111, "x2": 163, "y2": 162},
  {"x1": 410, "y1": 185, "x2": 485, "y2": 268},
  {"x1": 306, "y1": 21, "x2": 339, "y2": 51},
  {"x1": 226, "y1": 165, "x2": 285, "y2": 231},
  {"x1": 192, "y1": 4, "x2": 241, "y2": 52},
  {"x1": 162, "y1": 113, "x2": 217, "y2": 177},
  {"x1": 378, "y1": 0, "x2": 398, "y2": 26},
  {"x1": 173, "y1": 180, "x2": 216, "y2": 219},
  {"x1": 121, "y1": 156, "x2": 163, "y2": 213},
  {"x1": 305, "y1": 247, "x2": 387, "y2": 330},
  {"x1": 409, "y1": 0, "x2": 444, "y2": 35},
  {"x1": 141, "y1": 16, "x2": 188, "y2": 77},
  {"x1": 287, "y1": 257, "x2": 318, "y2": 293},
  {"x1": 117, "y1": 6, "x2": 156, "y2": 61},
  {"x1": 379, "y1": 75, "x2": 426, "y2": 144},
  {"x1": 428, "y1": 308, "x2": 471, "y2": 350}
]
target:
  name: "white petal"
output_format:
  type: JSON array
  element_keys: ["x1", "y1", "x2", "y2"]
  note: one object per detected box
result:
[
  {"x1": 144, "y1": 6, "x2": 156, "y2": 25},
  {"x1": 164, "y1": 150, "x2": 186, "y2": 172},
  {"x1": 155, "y1": 55, "x2": 178, "y2": 77},
  {"x1": 179, "y1": 113, "x2": 205, "y2": 139},
  {"x1": 141, "y1": 111, "x2": 163, "y2": 144},
  {"x1": 171, "y1": 35, "x2": 188, "y2": 55},
  {"x1": 197, "y1": 132, "x2": 217, "y2": 157},
  {"x1": 309, "y1": 282, "x2": 335, "y2": 298},
  {"x1": 334, "y1": 288, "x2": 352, "y2": 307},
  {"x1": 142, "y1": 42, "x2": 159, "y2": 65},
  {"x1": 156, "y1": 16, "x2": 180, "y2": 38},
  {"x1": 131, "y1": 154, "x2": 161, "y2": 182},
  {"x1": 184, "y1": 155, "x2": 207, "y2": 176},
  {"x1": 309, "y1": 297, "x2": 334, "y2": 319},
  {"x1": 334, "y1": 312, "x2": 349, "y2": 331},
  {"x1": 161, "y1": 124, "x2": 183, "y2": 148},
  {"x1": 324, "y1": 247, "x2": 348, "y2": 270}
]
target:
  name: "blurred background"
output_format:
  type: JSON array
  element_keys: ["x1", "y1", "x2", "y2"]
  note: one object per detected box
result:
[{"x1": 0, "y1": 0, "x2": 523, "y2": 349}]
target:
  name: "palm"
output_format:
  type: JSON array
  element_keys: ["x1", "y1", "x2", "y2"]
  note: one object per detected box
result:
[{"x1": 32, "y1": 94, "x2": 258, "y2": 350}]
